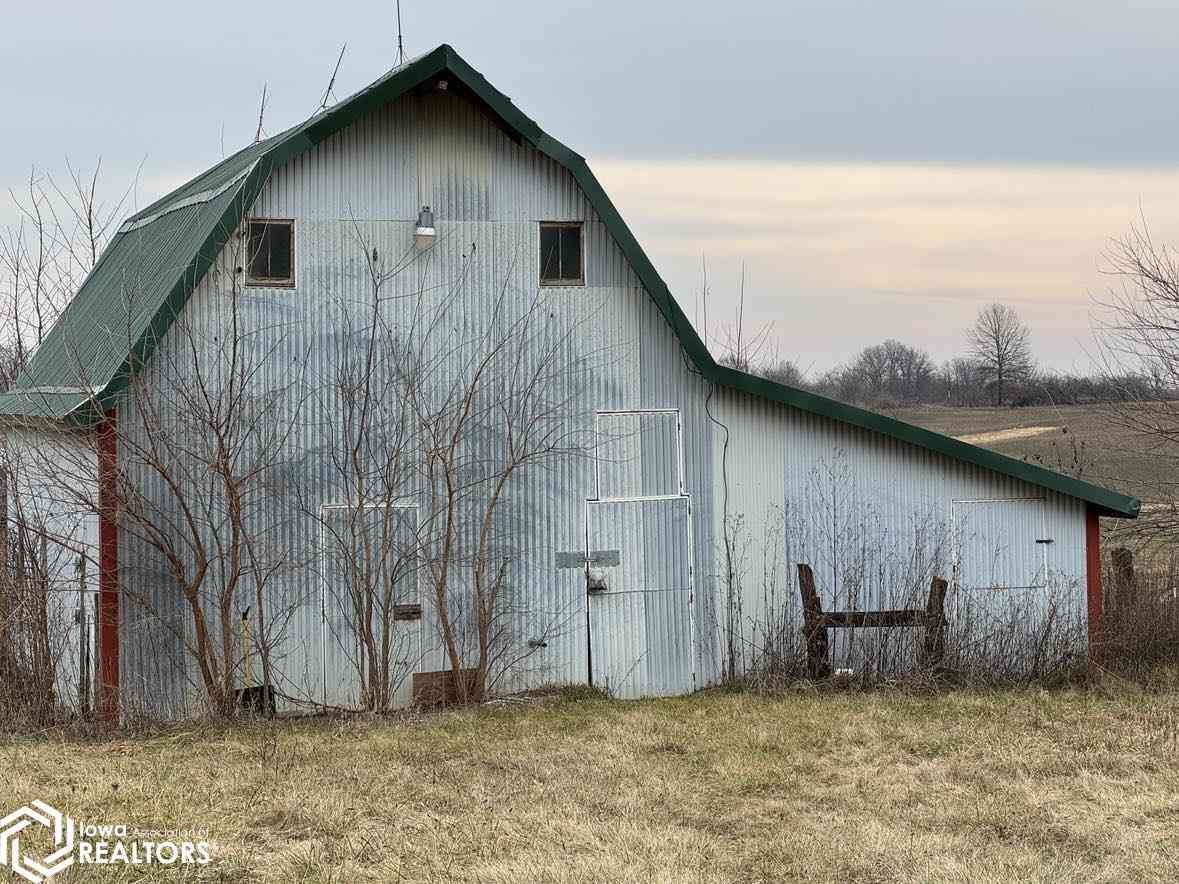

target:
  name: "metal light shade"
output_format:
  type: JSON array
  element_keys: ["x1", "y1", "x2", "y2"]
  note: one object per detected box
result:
[{"x1": 414, "y1": 205, "x2": 436, "y2": 249}]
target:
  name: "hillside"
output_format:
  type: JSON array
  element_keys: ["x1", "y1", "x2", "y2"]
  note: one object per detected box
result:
[{"x1": 894, "y1": 404, "x2": 1170, "y2": 505}]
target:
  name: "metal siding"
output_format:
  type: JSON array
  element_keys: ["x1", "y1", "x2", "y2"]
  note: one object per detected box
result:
[
  {"x1": 954, "y1": 498, "x2": 1048, "y2": 590},
  {"x1": 587, "y1": 497, "x2": 693, "y2": 697},
  {"x1": 712, "y1": 387, "x2": 1089, "y2": 678},
  {"x1": 595, "y1": 411, "x2": 680, "y2": 500},
  {"x1": 116, "y1": 90, "x2": 716, "y2": 711},
  {"x1": 1, "y1": 430, "x2": 99, "y2": 712},
  {"x1": 319, "y1": 505, "x2": 421, "y2": 708}
]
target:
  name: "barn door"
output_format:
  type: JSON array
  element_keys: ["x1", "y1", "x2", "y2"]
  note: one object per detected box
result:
[
  {"x1": 952, "y1": 498, "x2": 1049, "y2": 591},
  {"x1": 950, "y1": 496, "x2": 1060, "y2": 656},
  {"x1": 586, "y1": 496, "x2": 694, "y2": 697},
  {"x1": 320, "y1": 505, "x2": 421, "y2": 709},
  {"x1": 585, "y1": 407, "x2": 694, "y2": 698},
  {"x1": 43, "y1": 511, "x2": 98, "y2": 715}
]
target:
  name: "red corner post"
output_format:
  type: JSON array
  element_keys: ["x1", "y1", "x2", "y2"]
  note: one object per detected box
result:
[
  {"x1": 1085, "y1": 505, "x2": 1103, "y2": 661},
  {"x1": 97, "y1": 411, "x2": 120, "y2": 722}
]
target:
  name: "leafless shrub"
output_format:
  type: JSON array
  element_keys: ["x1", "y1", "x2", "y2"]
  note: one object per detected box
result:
[
  {"x1": 1102, "y1": 549, "x2": 1179, "y2": 674},
  {"x1": 966, "y1": 302, "x2": 1035, "y2": 406},
  {"x1": 6, "y1": 207, "x2": 314, "y2": 720},
  {"x1": 0, "y1": 527, "x2": 56, "y2": 725},
  {"x1": 0, "y1": 162, "x2": 129, "y2": 386},
  {"x1": 942, "y1": 577, "x2": 1085, "y2": 683},
  {"x1": 716, "y1": 457, "x2": 1088, "y2": 691},
  {"x1": 1095, "y1": 223, "x2": 1179, "y2": 553},
  {"x1": 0, "y1": 473, "x2": 90, "y2": 728}
]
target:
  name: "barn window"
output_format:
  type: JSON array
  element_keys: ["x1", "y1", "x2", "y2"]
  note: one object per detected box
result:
[
  {"x1": 539, "y1": 222, "x2": 583, "y2": 285},
  {"x1": 246, "y1": 220, "x2": 294, "y2": 287},
  {"x1": 594, "y1": 410, "x2": 683, "y2": 500}
]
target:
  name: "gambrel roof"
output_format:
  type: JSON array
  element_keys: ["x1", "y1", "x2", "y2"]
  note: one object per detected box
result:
[{"x1": 0, "y1": 45, "x2": 1139, "y2": 518}]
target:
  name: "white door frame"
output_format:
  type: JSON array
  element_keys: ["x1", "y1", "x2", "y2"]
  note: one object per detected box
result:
[{"x1": 585, "y1": 408, "x2": 695, "y2": 693}]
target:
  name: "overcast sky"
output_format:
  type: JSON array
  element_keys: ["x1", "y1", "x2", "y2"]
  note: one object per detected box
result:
[{"x1": 5, "y1": 1, "x2": 1179, "y2": 373}]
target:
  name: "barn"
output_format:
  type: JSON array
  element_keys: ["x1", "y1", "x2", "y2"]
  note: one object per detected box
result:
[{"x1": 0, "y1": 45, "x2": 1139, "y2": 719}]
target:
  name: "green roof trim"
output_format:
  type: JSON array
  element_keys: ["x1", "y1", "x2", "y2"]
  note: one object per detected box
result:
[
  {"x1": 712, "y1": 366, "x2": 1140, "y2": 518},
  {"x1": 1, "y1": 45, "x2": 1140, "y2": 519}
]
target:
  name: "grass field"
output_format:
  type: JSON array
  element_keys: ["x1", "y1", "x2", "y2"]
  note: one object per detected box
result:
[
  {"x1": 4, "y1": 682, "x2": 1179, "y2": 883},
  {"x1": 894, "y1": 404, "x2": 1165, "y2": 505}
]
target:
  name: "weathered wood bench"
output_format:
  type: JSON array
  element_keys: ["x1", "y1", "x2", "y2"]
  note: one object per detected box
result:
[{"x1": 796, "y1": 562, "x2": 948, "y2": 679}]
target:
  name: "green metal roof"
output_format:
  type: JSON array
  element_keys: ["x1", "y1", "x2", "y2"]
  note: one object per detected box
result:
[{"x1": 0, "y1": 45, "x2": 1140, "y2": 519}]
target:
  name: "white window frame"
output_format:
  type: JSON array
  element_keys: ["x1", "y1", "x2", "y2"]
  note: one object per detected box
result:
[
  {"x1": 592, "y1": 408, "x2": 685, "y2": 503},
  {"x1": 245, "y1": 218, "x2": 296, "y2": 288}
]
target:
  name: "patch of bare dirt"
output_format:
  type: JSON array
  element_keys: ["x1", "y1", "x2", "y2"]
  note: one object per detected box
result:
[{"x1": 955, "y1": 425, "x2": 1059, "y2": 445}]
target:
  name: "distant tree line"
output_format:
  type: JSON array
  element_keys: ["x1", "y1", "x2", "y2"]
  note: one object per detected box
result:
[{"x1": 730, "y1": 301, "x2": 1173, "y2": 409}]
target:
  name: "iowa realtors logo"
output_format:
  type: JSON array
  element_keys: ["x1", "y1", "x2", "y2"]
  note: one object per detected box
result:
[
  {"x1": 0, "y1": 801, "x2": 74, "y2": 882},
  {"x1": 0, "y1": 800, "x2": 211, "y2": 882}
]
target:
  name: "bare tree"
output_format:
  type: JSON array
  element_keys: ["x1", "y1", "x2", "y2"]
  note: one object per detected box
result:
[
  {"x1": 0, "y1": 477, "x2": 55, "y2": 721},
  {"x1": 13, "y1": 215, "x2": 311, "y2": 718},
  {"x1": 881, "y1": 340, "x2": 936, "y2": 403},
  {"x1": 0, "y1": 162, "x2": 128, "y2": 723},
  {"x1": 312, "y1": 227, "x2": 427, "y2": 712},
  {"x1": 0, "y1": 162, "x2": 129, "y2": 386},
  {"x1": 758, "y1": 358, "x2": 807, "y2": 389},
  {"x1": 1096, "y1": 223, "x2": 1179, "y2": 543},
  {"x1": 939, "y1": 357, "x2": 986, "y2": 407},
  {"x1": 307, "y1": 223, "x2": 597, "y2": 709},
  {"x1": 713, "y1": 262, "x2": 773, "y2": 373},
  {"x1": 0, "y1": 447, "x2": 99, "y2": 725},
  {"x1": 814, "y1": 340, "x2": 935, "y2": 407},
  {"x1": 405, "y1": 272, "x2": 590, "y2": 704},
  {"x1": 967, "y1": 302, "x2": 1034, "y2": 406},
  {"x1": 7, "y1": 198, "x2": 596, "y2": 716}
]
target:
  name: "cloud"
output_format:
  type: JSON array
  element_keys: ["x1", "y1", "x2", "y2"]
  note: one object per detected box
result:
[{"x1": 594, "y1": 159, "x2": 1179, "y2": 372}]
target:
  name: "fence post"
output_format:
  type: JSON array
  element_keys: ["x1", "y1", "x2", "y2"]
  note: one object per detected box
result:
[
  {"x1": 797, "y1": 563, "x2": 831, "y2": 679},
  {"x1": 921, "y1": 576, "x2": 948, "y2": 670},
  {"x1": 1110, "y1": 546, "x2": 1135, "y2": 623},
  {"x1": 78, "y1": 555, "x2": 90, "y2": 717}
]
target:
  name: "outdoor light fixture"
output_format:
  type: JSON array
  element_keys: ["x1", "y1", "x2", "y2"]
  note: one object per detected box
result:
[{"x1": 414, "y1": 205, "x2": 436, "y2": 249}]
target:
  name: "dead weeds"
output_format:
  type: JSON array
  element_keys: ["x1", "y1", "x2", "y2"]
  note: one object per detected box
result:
[{"x1": 1, "y1": 681, "x2": 1178, "y2": 882}]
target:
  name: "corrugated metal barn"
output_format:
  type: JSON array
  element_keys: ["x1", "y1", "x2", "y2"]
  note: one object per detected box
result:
[{"x1": 0, "y1": 45, "x2": 1139, "y2": 718}]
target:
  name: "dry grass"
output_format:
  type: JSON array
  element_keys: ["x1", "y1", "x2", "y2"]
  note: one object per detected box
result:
[{"x1": 3, "y1": 682, "x2": 1179, "y2": 882}]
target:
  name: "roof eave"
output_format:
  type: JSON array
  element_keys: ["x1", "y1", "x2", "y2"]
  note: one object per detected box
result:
[{"x1": 711, "y1": 365, "x2": 1141, "y2": 519}]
